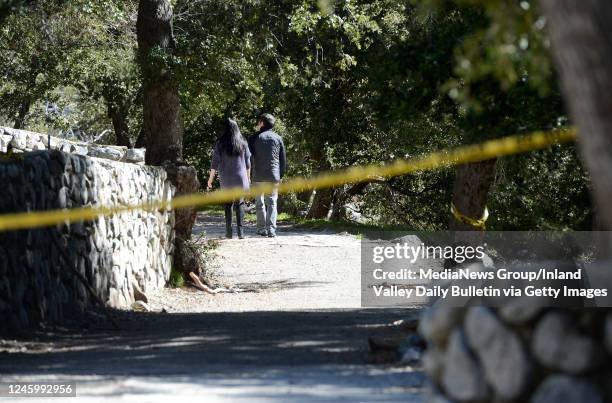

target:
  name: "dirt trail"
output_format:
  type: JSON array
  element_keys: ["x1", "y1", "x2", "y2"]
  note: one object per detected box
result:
[
  {"x1": 0, "y1": 213, "x2": 425, "y2": 402},
  {"x1": 149, "y1": 213, "x2": 364, "y2": 312}
]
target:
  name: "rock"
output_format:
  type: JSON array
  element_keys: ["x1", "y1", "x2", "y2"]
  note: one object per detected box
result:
[
  {"x1": 33, "y1": 142, "x2": 46, "y2": 151},
  {"x1": 108, "y1": 287, "x2": 122, "y2": 308},
  {"x1": 532, "y1": 311, "x2": 605, "y2": 373},
  {"x1": 419, "y1": 304, "x2": 465, "y2": 346},
  {"x1": 47, "y1": 136, "x2": 59, "y2": 150},
  {"x1": 465, "y1": 307, "x2": 533, "y2": 401},
  {"x1": 441, "y1": 330, "x2": 489, "y2": 402},
  {"x1": 499, "y1": 295, "x2": 543, "y2": 324},
  {"x1": 9, "y1": 131, "x2": 27, "y2": 149},
  {"x1": 133, "y1": 285, "x2": 148, "y2": 303},
  {"x1": 132, "y1": 301, "x2": 151, "y2": 312},
  {"x1": 25, "y1": 132, "x2": 39, "y2": 149},
  {"x1": 88, "y1": 146, "x2": 125, "y2": 161},
  {"x1": 422, "y1": 347, "x2": 444, "y2": 384},
  {"x1": 0, "y1": 134, "x2": 11, "y2": 152},
  {"x1": 606, "y1": 313, "x2": 612, "y2": 355},
  {"x1": 531, "y1": 375, "x2": 603, "y2": 403},
  {"x1": 59, "y1": 141, "x2": 72, "y2": 153},
  {"x1": 125, "y1": 148, "x2": 146, "y2": 163},
  {"x1": 70, "y1": 143, "x2": 88, "y2": 155}
]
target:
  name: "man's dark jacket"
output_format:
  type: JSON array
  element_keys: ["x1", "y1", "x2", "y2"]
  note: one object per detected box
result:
[{"x1": 248, "y1": 129, "x2": 286, "y2": 183}]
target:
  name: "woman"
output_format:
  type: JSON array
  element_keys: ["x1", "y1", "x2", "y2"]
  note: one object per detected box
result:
[{"x1": 207, "y1": 119, "x2": 251, "y2": 239}]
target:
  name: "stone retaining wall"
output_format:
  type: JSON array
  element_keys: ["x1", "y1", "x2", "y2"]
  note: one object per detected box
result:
[
  {"x1": 0, "y1": 135, "x2": 174, "y2": 330},
  {"x1": 420, "y1": 298, "x2": 612, "y2": 402}
]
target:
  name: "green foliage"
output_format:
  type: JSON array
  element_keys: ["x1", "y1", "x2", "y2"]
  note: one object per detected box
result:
[
  {"x1": 0, "y1": 0, "x2": 593, "y2": 231},
  {"x1": 169, "y1": 266, "x2": 184, "y2": 288},
  {"x1": 489, "y1": 145, "x2": 593, "y2": 230},
  {"x1": 0, "y1": 0, "x2": 33, "y2": 23},
  {"x1": 0, "y1": 0, "x2": 139, "y2": 142}
]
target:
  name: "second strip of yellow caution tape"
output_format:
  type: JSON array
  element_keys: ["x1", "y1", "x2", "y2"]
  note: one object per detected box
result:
[{"x1": 0, "y1": 128, "x2": 577, "y2": 232}]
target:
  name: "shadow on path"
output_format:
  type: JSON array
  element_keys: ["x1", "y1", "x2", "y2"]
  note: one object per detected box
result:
[
  {"x1": 1, "y1": 309, "x2": 419, "y2": 376},
  {"x1": 0, "y1": 309, "x2": 424, "y2": 401}
]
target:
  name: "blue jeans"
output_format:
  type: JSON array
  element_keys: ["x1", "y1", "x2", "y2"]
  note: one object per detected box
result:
[{"x1": 254, "y1": 182, "x2": 278, "y2": 234}]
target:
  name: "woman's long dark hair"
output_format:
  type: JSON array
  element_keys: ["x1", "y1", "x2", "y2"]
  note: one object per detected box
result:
[{"x1": 217, "y1": 118, "x2": 246, "y2": 156}]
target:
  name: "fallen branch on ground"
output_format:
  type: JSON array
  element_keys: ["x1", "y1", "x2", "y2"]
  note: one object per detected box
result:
[{"x1": 188, "y1": 272, "x2": 245, "y2": 293}]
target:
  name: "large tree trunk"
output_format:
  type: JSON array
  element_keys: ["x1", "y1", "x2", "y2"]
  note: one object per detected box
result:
[
  {"x1": 446, "y1": 159, "x2": 497, "y2": 269},
  {"x1": 136, "y1": 0, "x2": 200, "y2": 275},
  {"x1": 539, "y1": 0, "x2": 612, "y2": 234},
  {"x1": 107, "y1": 102, "x2": 132, "y2": 148},
  {"x1": 449, "y1": 159, "x2": 497, "y2": 231},
  {"x1": 136, "y1": 0, "x2": 183, "y2": 165}
]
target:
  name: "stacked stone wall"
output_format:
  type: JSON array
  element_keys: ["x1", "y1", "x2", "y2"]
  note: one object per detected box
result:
[
  {"x1": 421, "y1": 302, "x2": 612, "y2": 402},
  {"x1": 0, "y1": 128, "x2": 174, "y2": 330}
]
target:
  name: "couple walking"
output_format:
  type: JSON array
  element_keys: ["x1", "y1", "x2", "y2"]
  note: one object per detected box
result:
[{"x1": 207, "y1": 113, "x2": 286, "y2": 239}]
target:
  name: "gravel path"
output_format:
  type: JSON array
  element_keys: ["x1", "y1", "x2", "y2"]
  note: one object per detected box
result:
[
  {"x1": 149, "y1": 213, "x2": 364, "y2": 312},
  {"x1": 0, "y1": 213, "x2": 425, "y2": 402}
]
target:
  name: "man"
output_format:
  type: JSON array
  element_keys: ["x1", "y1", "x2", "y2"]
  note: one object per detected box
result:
[{"x1": 248, "y1": 113, "x2": 286, "y2": 237}]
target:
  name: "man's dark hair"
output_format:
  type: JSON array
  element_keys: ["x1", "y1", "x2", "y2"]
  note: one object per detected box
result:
[{"x1": 258, "y1": 113, "x2": 276, "y2": 129}]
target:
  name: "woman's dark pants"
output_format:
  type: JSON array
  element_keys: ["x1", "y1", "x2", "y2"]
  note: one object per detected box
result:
[{"x1": 224, "y1": 199, "x2": 245, "y2": 238}]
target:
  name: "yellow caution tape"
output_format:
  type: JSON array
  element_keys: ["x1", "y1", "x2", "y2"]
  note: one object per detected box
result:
[
  {"x1": 0, "y1": 127, "x2": 577, "y2": 232},
  {"x1": 451, "y1": 202, "x2": 489, "y2": 230}
]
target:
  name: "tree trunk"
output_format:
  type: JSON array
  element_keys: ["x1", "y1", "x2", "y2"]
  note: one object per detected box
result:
[
  {"x1": 136, "y1": 0, "x2": 183, "y2": 165},
  {"x1": 539, "y1": 0, "x2": 612, "y2": 233},
  {"x1": 449, "y1": 159, "x2": 497, "y2": 231},
  {"x1": 445, "y1": 159, "x2": 497, "y2": 269},
  {"x1": 107, "y1": 103, "x2": 132, "y2": 148},
  {"x1": 137, "y1": 0, "x2": 200, "y2": 276}
]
